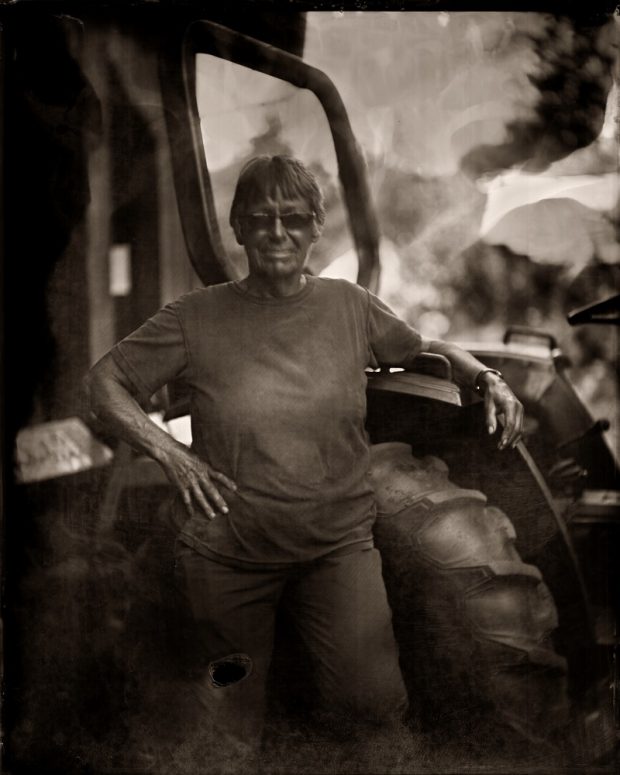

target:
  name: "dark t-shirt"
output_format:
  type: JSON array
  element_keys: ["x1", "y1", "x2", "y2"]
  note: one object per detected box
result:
[{"x1": 111, "y1": 277, "x2": 422, "y2": 565}]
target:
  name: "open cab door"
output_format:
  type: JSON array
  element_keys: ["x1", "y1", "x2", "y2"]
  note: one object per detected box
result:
[{"x1": 159, "y1": 19, "x2": 382, "y2": 291}]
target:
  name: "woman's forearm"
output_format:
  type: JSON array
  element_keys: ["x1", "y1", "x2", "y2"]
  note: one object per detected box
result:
[
  {"x1": 422, "y1": 339, "x2": 490, "y2": 390},
  {"x1": 85, "y1": 353, "x2": 235, "y2": 517},
  {"x1": 85, "y1": 353, "x2": 183, "y2": 467}
]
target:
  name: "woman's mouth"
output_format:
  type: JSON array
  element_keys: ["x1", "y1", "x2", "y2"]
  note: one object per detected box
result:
[{"x1": 263, "y1": 251, "x2": 293, "y2": 260}]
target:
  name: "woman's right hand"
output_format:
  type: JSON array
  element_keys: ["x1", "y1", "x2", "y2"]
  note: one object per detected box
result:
[{"x1": 161, "y1": 444, "x2": 237, "y2": 520}]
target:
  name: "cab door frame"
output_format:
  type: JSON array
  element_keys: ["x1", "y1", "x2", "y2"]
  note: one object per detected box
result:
[{"x1": 159, "y1": 18, "x2": 381, "y2": 290}]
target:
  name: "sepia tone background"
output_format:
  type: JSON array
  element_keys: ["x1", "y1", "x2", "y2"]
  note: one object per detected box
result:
[{"x1": 2, "y1": 1, "x2": 618, "y2": 773}]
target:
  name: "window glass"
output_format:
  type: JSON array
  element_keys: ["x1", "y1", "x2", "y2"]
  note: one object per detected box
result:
[{"x1": 195, "y1": 54, "x2": 356, "y2": 279}]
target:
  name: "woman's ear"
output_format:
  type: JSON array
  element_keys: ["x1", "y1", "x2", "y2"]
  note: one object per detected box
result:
[{"x1": 232, "y1": 219, "x2": 245, "y2": 246}]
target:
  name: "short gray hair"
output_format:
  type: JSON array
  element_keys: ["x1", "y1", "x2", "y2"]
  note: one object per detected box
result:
[{"x1": 229, "y1": 155, "x2": 326, "y2": 228}]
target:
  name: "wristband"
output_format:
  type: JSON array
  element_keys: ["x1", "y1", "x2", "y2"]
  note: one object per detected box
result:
[{"x1": 474, "y1": 368, "x2": 504, "y2": 394}]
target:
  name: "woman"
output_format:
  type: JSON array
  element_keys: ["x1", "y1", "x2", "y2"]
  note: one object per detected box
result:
[{"x1": 87, "y1": 155, "x2": 523, "y2": 754}]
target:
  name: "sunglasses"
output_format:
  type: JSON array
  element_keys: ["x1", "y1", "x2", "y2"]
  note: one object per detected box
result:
[{"x1": 241, "y1": 212, "x2": 315, "y2": 231}]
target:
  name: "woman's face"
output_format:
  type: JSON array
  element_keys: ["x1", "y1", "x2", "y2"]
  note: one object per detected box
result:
[{"x1": 234, "y1": 187, "x2": 320, "y2": 283}]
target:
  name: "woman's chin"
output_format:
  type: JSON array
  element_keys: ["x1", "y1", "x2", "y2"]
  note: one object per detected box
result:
[{"x1": 260, "y1": 261, "x2": 301, "y2": 279}]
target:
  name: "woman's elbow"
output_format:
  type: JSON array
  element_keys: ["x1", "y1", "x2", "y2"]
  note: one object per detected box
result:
[
  {"x1": 82, "y1": 369, "x2": 93, "y2": 405},
  {"x1": 84, "y1": 355, "x2": 117, "y2": 415},
  {"x1": 83, "y1": 365, "x2": 107, "y2": 417}
]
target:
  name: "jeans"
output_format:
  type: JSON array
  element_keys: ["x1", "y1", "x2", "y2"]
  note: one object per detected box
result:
[{"x1": 173, "y1": 543, "x2": 408, "y2": 749}]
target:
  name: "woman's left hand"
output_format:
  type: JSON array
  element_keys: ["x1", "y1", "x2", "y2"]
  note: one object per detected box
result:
[
  {"x1": 480, "y1": 372, "x2": 524, "y2": 450},
  {"x1": 422, "y1": 340, "x2": 525, "y2": 450}
]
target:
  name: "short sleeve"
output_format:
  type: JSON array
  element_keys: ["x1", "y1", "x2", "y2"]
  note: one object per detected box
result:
[
  {"x1": 110, "y1": 303, "x2": 189, "y2": 399},
  {"x1": 366, "y1": 290, "x2": 423, "y2": 368}
]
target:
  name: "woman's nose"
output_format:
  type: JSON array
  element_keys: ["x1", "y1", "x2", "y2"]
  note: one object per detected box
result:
[{"x1": 269, "y1": 215, "x2": 286, "y2": 238}]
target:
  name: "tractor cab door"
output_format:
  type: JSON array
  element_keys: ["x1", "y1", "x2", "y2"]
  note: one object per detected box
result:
[{"x1": 159, "y1": 19, "x2": 381, "y2": 292}]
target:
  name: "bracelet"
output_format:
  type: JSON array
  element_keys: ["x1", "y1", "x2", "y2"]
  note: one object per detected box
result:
[{"x1": 474, "y1": 368, "x2": 504, "y2": 394}]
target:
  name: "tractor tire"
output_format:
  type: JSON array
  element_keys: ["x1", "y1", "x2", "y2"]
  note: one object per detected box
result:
[{"x1": 369, "y1": 442, "x2": 571, "y2": 750}]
